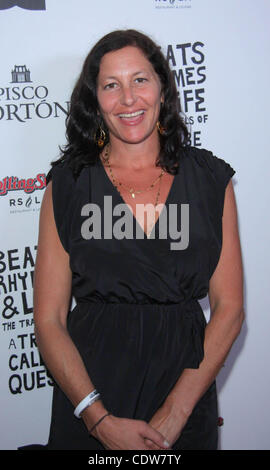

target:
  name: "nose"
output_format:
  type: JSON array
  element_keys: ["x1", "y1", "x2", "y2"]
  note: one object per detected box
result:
[{"x1": 120, "y1": 84, "x2": 136, "y2": 106}]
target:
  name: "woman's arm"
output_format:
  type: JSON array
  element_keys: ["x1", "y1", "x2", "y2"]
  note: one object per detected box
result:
[
  {"x1": 34, "y1": 182, "x2": 170, "y2": 450},
  {"x1": 34, "y1": 182, "x2": 108, "y2": 431},
  {"x1": 145, "y1": 180, "x2": 245, "y2": 447}
]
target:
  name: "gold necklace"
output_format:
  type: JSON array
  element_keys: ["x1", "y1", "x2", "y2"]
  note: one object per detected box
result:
[
  {"x1": 102, "y1": 144, "x2": 164, "y2": 199},
  {"x1": 145, "y1": 166, "x2": 163, "y2": 238},
  {"x1": 101, "y1": 144, "x2": 164, "y2": 237}
]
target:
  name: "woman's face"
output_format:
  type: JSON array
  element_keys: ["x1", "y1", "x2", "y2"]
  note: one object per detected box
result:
[{"x1": 97, "y1": 46, "x2": 163, "y2": 146}]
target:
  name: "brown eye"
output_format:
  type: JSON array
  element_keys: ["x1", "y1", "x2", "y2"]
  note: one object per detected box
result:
[
  {"x1": 135, "y1": 77, "x2": 147, "y2": 84},
  {"x1": 104, "y1": 82, "x2": 118, "y2": 90}
]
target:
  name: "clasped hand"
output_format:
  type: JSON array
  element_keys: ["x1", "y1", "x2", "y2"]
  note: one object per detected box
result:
[
  {"x1": 144, "y1": 402, "x2": 187, "y2": 450},
  {"x1": 93, "y1": 403, "x2": 187, "y2": 450}
]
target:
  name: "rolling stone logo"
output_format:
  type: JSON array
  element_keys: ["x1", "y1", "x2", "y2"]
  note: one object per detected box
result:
[
  {"x1": 0, "y1": 0, "x2": 46, "y2": 10},
  {"x1": 0, "y1": 64, "x2": 70, "y2": 123},
  {"x1": 0, "y1": 173, "x2": 46, "y2": 213}
]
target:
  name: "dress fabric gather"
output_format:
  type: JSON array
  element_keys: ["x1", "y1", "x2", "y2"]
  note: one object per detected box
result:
[{"x1": 45, "y1": 146, "x2": 235, "y2": 450}]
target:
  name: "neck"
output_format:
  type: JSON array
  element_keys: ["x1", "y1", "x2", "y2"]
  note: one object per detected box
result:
[{"x1": 108, "y1": 134, "x2": 160, "y2": 170}]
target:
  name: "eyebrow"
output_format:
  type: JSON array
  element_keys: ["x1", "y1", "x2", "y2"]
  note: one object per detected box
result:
[{"x1": 101, "y1": 70, "x2": 150, "y2": 81}]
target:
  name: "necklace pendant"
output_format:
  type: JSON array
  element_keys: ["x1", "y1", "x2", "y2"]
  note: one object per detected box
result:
[{"x1": 131, "y1": 192, "x2": 135, "y2": 199}]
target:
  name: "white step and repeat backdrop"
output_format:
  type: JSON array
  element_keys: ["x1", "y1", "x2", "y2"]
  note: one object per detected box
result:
[{"x1": 1, "y1": 0, "x2": 269, "y2": 450}]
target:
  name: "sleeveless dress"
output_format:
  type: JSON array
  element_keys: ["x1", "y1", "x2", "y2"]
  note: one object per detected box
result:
[{"x1": 45, "y1": 146, "x2": 235, "y2": 450}]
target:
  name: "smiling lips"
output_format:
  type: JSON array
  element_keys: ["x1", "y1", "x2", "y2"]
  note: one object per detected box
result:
[{"x1": 117, "y1": 109, "x2": 145, "y2": 125}]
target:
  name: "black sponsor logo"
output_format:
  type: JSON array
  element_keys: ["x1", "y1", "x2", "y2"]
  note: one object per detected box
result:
[
  {"x1": 11, "y1": 65, "x2": 32, "y2": 84},
  {"x1": 0, "y1": 0, "x2": 46, "y2": 10}
]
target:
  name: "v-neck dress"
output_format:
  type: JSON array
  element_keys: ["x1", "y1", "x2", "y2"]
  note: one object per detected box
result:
[{"x1": 45, "y1": 146, "x2": 235, "y2": 450}]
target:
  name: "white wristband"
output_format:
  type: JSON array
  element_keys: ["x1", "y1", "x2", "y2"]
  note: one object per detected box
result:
[{"x1": 74, "y1": 390, "x2": 100, "y2": 419}]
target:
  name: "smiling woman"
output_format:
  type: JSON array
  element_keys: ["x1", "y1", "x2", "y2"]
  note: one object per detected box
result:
[
  {"x1": 33, "y1": 29, "x2": 244, "y2": 451},
  {"x1": 96, "y1": 46, "x2": 163, "y2": 146},
  {"x1": 52, "y1": 29, "x2": 189, "y2": 177}
]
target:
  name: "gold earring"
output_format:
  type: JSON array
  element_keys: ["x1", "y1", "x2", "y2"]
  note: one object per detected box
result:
[
  {"x1": 95, "y1": 127, "x2": 106, "y2": 148},
  {"x1": 157, "y1": 121, "x2": 166, "y2": 135}
]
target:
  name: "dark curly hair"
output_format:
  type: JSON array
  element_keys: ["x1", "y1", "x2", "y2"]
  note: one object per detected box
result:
[{"x1": 50, "y1": 29, "x2": 189, "y2": 178}]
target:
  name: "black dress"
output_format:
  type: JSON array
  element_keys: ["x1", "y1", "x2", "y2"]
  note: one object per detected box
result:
[{"x1": 45, "y1": 146, "x2": 235, "y2": 450}]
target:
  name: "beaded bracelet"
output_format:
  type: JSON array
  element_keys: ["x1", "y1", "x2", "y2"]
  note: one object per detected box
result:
[{"x1": 88, "y1": 412, "x2": 111, "y2": 435}]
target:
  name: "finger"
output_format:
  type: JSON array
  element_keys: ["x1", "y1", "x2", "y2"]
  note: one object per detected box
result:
[
  {"x1": 144, "y1": 438, "x2": 162, "y2": 450},
  {"x1": 141, "y1": 425, "x2": 170, "y2": 449},
  {"x1": 136, "y1": 440, "x2": 158, "y2": 451}
]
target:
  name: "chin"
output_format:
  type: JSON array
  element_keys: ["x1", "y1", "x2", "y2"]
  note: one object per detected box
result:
[{"x1": 116, "y1": 129, "x2": 157, "y2": 145}]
